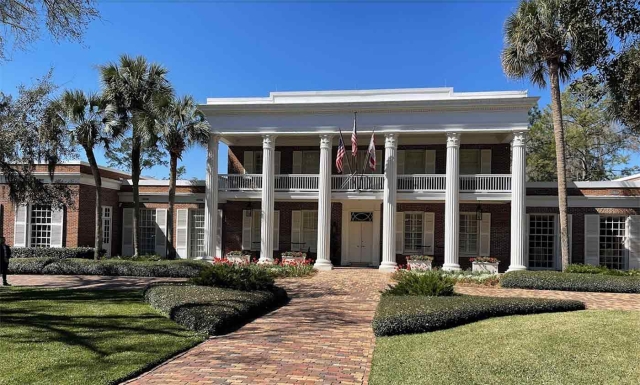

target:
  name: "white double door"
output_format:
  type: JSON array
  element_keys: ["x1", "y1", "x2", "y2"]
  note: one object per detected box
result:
[{"x1": 348, "y1": 212, "x2": 374, "y2": 264}]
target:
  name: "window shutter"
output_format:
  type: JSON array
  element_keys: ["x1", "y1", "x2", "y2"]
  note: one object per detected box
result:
[
  {"x1": 274, "y1": 151, "x2": 281, "y2": 174},
  {"x1": 244, "y1": 151, "x2": 254, "y2": 174},
  {"x1": 479, "y1": 212, "x2": 491, "y2": 256},
  {"x1": 425, "y1": 150, "x2": 436, "y2": 174},
  {"x1": 122, "y1": 208, "x2": 134, "y2": 256},
  {"x1": 397, "y1": 150, "x2": 405, "y2": 174},
  {"x1": 216, "y1": 209, "x2": 223, "y2": 258},
  {"x1": 395, "y1": 212, "x2": 404, "y2": 254},
  {"x1": 292, "y1": 151, "x2": 302, "y2": 174},
  {"x1": 291, "y1": 211, "x2": 302, "y2": 251},
  {"x1": 49, "y1": 207, "x2": 64, "y2": 248},
  {"x1": 627, "y1": 216, "x2": 640, "y2": 269},
  {"x1": 13, "y1": 204, "x2": 28, "y2": 247},
  {"x1": 155, "y1": 209, "x2": 167, "y2": 257},
  {"x1": 242, "y1": 210, "x2": 252, "y2": 250},
  {"x1": 175, "y1": 209, "x2": 189, "y2": 259},
  {"x1": 584, "y1": 214, "x2": 600, "y2": 266},
  {"x1": 423, "y1": 212, "x2": 435, "y2": 255},
  {"x1": 375, "y1": 149, "x2": 383, "y2": 174},
  {"x1": 480, "y1": 149, "x2": 492, "y2": 174},
  {"x1": 273, "y1": 210, "x2": 280, "y2": 251}
]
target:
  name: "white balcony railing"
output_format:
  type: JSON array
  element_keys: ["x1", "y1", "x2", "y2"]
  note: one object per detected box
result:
[
  {"x1": 219, "y1": 174, "x2": 262, "y2": 190},
  {"x1": 332, "y1": 174, "x2": 384, "y2": 191},
  {"x1": 275, "y1": 174, "x2": 318, "y2": 191},
  {"x1": 397, "y1": 175, "x2": 446, "y2": 191},
  {"x1": 459, "y1": 174, "x2": 511, "y2": 192}
]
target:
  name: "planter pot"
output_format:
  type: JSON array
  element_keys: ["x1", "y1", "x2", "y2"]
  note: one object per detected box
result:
[
  {"x1": 226, "y1": 255, "x2": 251, "y2": 264},
  {"x1": 407, "y1": 259, "x2": 432, "y2": 271},
  {"x1": 472, "y1": 262, "x2": 499, "y2": 274},
  {"x1": 282, "y1": 256, "x2": 305, "y2": 263}
]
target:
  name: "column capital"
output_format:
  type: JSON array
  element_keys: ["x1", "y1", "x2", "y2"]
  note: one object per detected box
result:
[
  {"x1": 262, "y1": 134, "x2": 277, "y2": 149},
  {"x1": 208, "y1": 133, "x2": 220, "y2": 143},
  {"x1": 384, "y1": 133, "x2": 398, "y2": 149},
  {"x1": 446, "y1": 132, "x2": 461, "y2": 148},
  {"x1": 319, "y1": 134, "x2": 333, "y2": 149},
  {"x1": 512, "y1": 131, "x2": 527, "y2": 147}
]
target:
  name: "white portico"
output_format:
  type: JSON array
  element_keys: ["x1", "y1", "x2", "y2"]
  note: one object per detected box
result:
[{"x1": 200, "y1": 88, "x2": 538, "y2": 271}]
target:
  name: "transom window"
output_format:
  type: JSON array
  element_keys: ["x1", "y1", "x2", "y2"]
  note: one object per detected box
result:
[
  {"x1": 302, "y1": 210, "x2": 318, "y2": 252},
  {"x1": 599, "y1": 216, "x2": 627, "y2": 270},
  {"x1": 529, "y1": 215, "x2": 555, "y2": 269},
  {"x1": 30, "y1": 204, "x2": 52, "y2": 248},
  {"x1": 404, "y1": 213, "x2": 423, "y2": 253},
  {"x1": 139, "y1": 209, "x2": 156, "y2": 255},
  {"x1": 351, "y1": 212, "x2": 373, "y2": 222},
  {"x1": 459, "y1": 213, "x2": 479, "y2": 254},
  {"x1": 189, "y1": 209, "x2": 206, "y2": 258},
  {"x1": 460, "y1": 149, "x2": 481, "y2": 175}
]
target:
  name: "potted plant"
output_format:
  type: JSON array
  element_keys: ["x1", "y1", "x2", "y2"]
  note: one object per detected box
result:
[
  {"x1": 471, "y1": 257, "x2": 500, "y2": 273},
  {"x1": 406, "y1": 255, "x2": 433, "y2": 270},
  {"x1": 225, "y1": 250, "x2": 251, "y2": 264},
  {"x1": 281, "y1": 251, "x2": 307, "y2": 263}
]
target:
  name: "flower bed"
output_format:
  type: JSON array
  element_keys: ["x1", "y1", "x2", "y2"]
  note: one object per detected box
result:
[
  {"x1": 280, "y1": 251, "x2": 307, "y2": 263},
  {"x1": 406, "y1": 255, "x2": 433, "y2": 271},
  {"x1": 501, "y1": 270, "x2": 640, "y2": 293}
]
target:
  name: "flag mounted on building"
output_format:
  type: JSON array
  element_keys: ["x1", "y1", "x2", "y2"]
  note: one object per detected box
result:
[
  {"x1": 351, "y1": 112, "x2": 358, "y2": 156},
  {"x1": 367, "y1": 132, "x2": 376, "y2": 171},
  {"x1": 336, "y1": 135, "x2": 346, "y2": 173}
]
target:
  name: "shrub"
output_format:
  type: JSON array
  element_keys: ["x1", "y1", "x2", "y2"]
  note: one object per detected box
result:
[
  {"x1": 12, "y1": 247, "x2": 101, "y2": 260},
  {"x1": 8, "y1": 258, "x2": 55, "y2": 274},
  {"x1": 103, "y1": 254, "x2": 165, "y2": 262},
  {"x1": 266, "y1": 258, "x2": 315, "y2": 278},
  {"x1": 43, "y1": 259, "x2": 210, "y2": 277},
  {"x1": 566, "y1": 264, "x2": 631, "y2": 276},
  {"x1": 501, "y1": 270, "x2": 640, "y2": 293},
  {"x1": 442, "y1": 270, "x2": 501, "y2": 287},
  {"x1": 406, "y1": 255, "x2": 433, "y2": 261},
  {"x1": 372, "y1": 295, "x2": 585, "y2": 336},
  {"x1": 470, "y1": 257, "x2": 499, "y2": 263},
  {"x1": 189, "y1": 263, "x2": 275, "y2": 291},
  {"x1": 144, "y1": 283, "x2": 288, "y2": 335},
  {"x1": 384, "y1": 270, "x2": 455, "y2": 296}
]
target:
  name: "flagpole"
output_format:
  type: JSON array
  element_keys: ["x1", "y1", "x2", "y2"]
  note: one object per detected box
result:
[
  {"x1": 338, "y1": 127, "x2": 353, "y2": 176},
  {"x1": 338, "y1": 127, "x2": 355, "y2": 190}
]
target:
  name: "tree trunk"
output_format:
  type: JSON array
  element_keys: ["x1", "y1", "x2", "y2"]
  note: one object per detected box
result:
[
  {"x1": 132, "y1": 135, "x2": 141, "y2": 257},
  {"x1": 548, "y1": 61, "x2": 571, "y2": 271},
  {"x1": 167, "y1": 153, "x2": 177, "y2": 259},
  {"x1": 86, "y1": 146, "x2": 103, "y2": 260}
]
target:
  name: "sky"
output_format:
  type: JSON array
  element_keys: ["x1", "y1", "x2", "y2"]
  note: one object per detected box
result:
[{"x1": 4, "y1": 0, "x2": 632, "y2": 179}]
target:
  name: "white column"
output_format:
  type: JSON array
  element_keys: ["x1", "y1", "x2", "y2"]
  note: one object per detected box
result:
[
  {"x1": 508, "y1": 131, "x2": 527, "y2": 271},
  {"x1": 205, "y1": 134, "x2": 219, "y2": 259},
  {"x1": 380, "y1": 133, "x2": 398, "y2": 272},
  {"x1": 443, "y1": 132, "x2": 461, "y2": 271},
  {"x1": 314, "y1": 134, "x2": 334, "y2": 271},
  {"x1": 259, "y1": 134, "x2": 276, "y2": 263}
]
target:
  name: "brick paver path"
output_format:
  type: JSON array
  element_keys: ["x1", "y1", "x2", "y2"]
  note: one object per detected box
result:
[
  {"x1": 456, "y1": 285, "x2": 640, "y2": 310},
  {"x1": 127, "y1": 268, "x2": 391, "y2": 385},
  {"x1": 5, "y1": 274, "x2": 184, "y2": 290}
]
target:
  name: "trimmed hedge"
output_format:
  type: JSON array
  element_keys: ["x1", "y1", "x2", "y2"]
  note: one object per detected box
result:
[
  {"x1": 372, "y1": 295, "x2": 585, "y2": 337},
  {"x1": 501, "y1": 270, "x2": 640, "y2": 293},
  {"x1": 8, "y1": 258, "x2": 210, "y2": 278},
  {"x1": 384, "y1": 270, "x2": 455, "y2": 296},
  {"x1": 190, "y1": 263, "x2": 275, "y2": 291},
  {"x1": 566, "y1": 263, "x2": 640, "y2": 277},
  {"x1": 12, "y1": 247, "x2": 100, "y2": 259},
  {"x1": 144, "y1": 283, "x2": 288, "y2": 335}
]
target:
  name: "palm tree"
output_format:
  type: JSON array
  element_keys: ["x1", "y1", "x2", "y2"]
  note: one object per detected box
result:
[
  {"x1": 502, "y1": 0, "x2": 576, "y2": 270},
  {"x1": 156, "y1": 96, "x2": 210, "y2": 259},
  {"x1": 100, "y1": 55, "x2": 173, "y2": 256},
  {"x1": 48, "y1": 90, "x2": 120, "y2": 260}
]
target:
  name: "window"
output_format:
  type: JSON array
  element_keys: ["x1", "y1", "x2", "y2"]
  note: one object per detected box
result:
[
  {"x1": 251, "y1": 209, "x2": 262, "y2": 251},
  {"x1": 302, "y1": 151, "x2": 320, "y2": 174},
  {"x1": 459, "y1": 213, "x2": 479, "y2": 254},
  {"x1": 189, "y1": 209, "x2": 206, "y2": 258},
  {"x1": 404, "y1": 213, "x2": 423, "y2": 253},
  {"x1": 253, "y1": 152, "x2": 263, "y2": 174},
  {"x1": 529, "y1": 215, "x2": 555, "y2": 269},
  {"x1": 404, "y1": 150, "x2": 425, "y2": 174},
  {"x1": 599, "y1": 216, "x2": 627, "y2": 270},
  {"x1": 139, "y1": 209, "x2": 156, "y2": 255},
  {"x1": 103, "y1": 207, "x2": 111, "y2": 245},
  {"x1": 353, "y1": 150, "x2": 382, "y2": 174},
  {"x1": 302, "y1": 210, "x2": 318, "y2": 252},
  {"x1": 30, "y1": 204, "x2": 52, "y2": 248},
  {"x1": 460, "y1": 149, "x2": 481, "y2": 175},
  {"x1": 351, "y1": 212, "x2": 373, "y2": 222}
]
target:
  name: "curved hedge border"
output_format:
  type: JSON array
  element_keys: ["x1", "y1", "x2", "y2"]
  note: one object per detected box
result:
[
  {"x1": 501, "y1": 270, "x2": 640, "y2": 293},
  {"x1": 8, "y1": 258, "x2": 210, "y2": 278},
  {"x1": 372, "y1": 295, "x2": 585, "y2": 337},
  {"x1": 144, "y1": 283, "x2": 288, "y2": 335}
]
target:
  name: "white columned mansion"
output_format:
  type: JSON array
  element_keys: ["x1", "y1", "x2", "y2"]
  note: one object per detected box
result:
[{"x1": 199, "y1": 88, "x2": 545, "y2": 272}]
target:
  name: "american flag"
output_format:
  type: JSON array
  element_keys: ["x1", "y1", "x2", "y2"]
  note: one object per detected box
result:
[
  {"x1": 367, "y1": 133, "x2": 376, "y2": 171},
  {"x1": 336, "y1": 136, "x2": 346, "y2": 173},
  {"x1": 351, "y1": 114, "x2": 358, "y2": 156}
]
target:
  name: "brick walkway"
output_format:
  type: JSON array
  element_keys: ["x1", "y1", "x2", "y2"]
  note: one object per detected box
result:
[
  {"x1": 456, "y1": 285, "x2": 640, "y2": 310},
  {"x1": 5, "y1": 274, "x2": 185, "y2": 290},
  {"x1": 126, "y1": 268, "x2": 391, "y2": 385}
]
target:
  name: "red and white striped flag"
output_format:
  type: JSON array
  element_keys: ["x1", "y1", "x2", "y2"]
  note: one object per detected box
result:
[
  {"x1": 336, "y1": 136, "x2": 346, "y2": 173},
  {"x1": 367, "y1": 133, "x2": 376, "y2": 171},
  {"x1": 351, "y1": 114, "x2": 358, "y2": 156}
]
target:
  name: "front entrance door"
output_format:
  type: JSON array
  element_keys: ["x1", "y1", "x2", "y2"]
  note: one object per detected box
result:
[{"x1": 348, "y1": 212, "x2": 374, "y2": 264}]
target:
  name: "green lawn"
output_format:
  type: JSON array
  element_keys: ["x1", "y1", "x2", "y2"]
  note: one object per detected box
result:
[
  {"x1": 0, "y1": 288, "x2": 205, "y2": 385},
  {"x1": 370, "y1": 310, "x2": 640, "y2": 385}
]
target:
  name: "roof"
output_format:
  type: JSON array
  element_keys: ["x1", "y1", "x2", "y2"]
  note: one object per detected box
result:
[{"x1": 615, "y1": 173, "x2": 640, "y2": 182}]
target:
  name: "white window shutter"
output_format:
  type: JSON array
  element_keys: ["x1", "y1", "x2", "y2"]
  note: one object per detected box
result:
[
  {"x1": 291, "y1": 211, "x2": 302, "y2": 251},
  {"x1": 584, "y1": 214, "x2": 600, "y2": 266},
  {"x1": 479, "y1": 212, "x2": 491, "y2": 256},
  {"x1": 375, "y1": 149, "x2": 383, "y2": 174},
  {"x1": 122, "y1": 208, "x2": 134, "y2": 256},
  {"x1": 155, "y1": 209, "x2": 167, "y2": 257},
  {"x1": 395, "y1": 212, "x2": 404, "y2": 254},
  {"x1": 425, "y1": 150, "x2": 436, "y2": 174},
  {"x1": 216, "y1": 209, "x2": 223, "y2": 258},
  {"x1": 176, "y1": 209, "x2": 189, "y2": 259},
  {"x1": 242, "y1": 210, "x2": 252, "y2": 250},
  {"x1": 273, "y1": 210, "x2": 280, "y2": 251},
  {"x1": 397, "y1": 150, "x2": 405, "y2": 175},
  {"x1": 422, "y1": 212, "x2": 435, "y2": 255},
  {"x1": 627, "y1": 216, "x2": 640, "y2": 269},
  {"x1": 244, "y1": 151, "x2": 254, "y2": 174},
  {"x1": 13, "y1": 204, "x2": 28, "y2": 247},
  {"x1": 292, "y1": 151, "x2": 302, "y2": 174},
  {"x1": 274, "y1": 151, "x2": 281, "y2": 174},
  {"x1": 481, "y1": 149, "x2": 492, "y2": 174},
  {"x1": 50, "y1": 207, "x2": 64, "y2": 248}
]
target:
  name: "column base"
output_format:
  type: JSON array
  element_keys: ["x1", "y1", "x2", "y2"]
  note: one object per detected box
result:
[
  {"x1": 313, "y1": 260, "x2": 333, "y2": 271},
  {"x1": 442, "y1": 263, "x2": 461, "y2": 272},
  {"x1": 379, "y1": 261, "x2": 397, "y2": 272},
  {"x1": 507, "y1": 264, "x2": 527, "y2": 272}
]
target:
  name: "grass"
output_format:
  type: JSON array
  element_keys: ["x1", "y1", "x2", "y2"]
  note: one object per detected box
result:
[
  {"x1": 0, "y1": 288, "x2": 205, "y2": 385},
  {"x1": 370, "y1": 310, "x2": 640, "y2": 385}
]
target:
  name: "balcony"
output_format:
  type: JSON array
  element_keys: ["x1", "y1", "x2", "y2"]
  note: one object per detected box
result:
[{"x1": 219, "y1": 174, "x2": 511, "y2": 193}]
